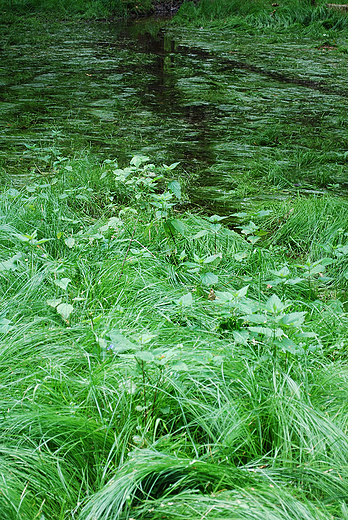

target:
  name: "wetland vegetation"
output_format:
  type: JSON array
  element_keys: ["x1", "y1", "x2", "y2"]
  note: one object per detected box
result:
[{"x1": 1, "y1": 1, "x2": 348, "y2": 518}]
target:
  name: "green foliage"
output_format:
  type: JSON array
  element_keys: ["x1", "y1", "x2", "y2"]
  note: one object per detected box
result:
[
  {"x1": 176, "y1": 0, "x2": 348, "y2": 33},
  {"x1": 1, "y1": 156, "x2": 348, "y2": 519}
]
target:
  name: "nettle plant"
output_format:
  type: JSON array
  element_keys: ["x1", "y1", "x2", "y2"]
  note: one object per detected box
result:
[
  {"x1": 214, "y1": 287, "x2": 319, "y2": 360},
  {"x1": 96, "y1": 328, "x2": 188, "y2": 429},
  {"x1": 103, "y1": 155, "x2": 185, "y2": 249},
  {"x1": 102, "y1": 155, "x2": 181, "y2": 210}
]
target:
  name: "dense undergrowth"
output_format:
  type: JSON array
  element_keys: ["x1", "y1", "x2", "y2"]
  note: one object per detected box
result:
[
  {"x1": 1, "y1": 0, "x2": 348, "y2": 518},
  {"x1": 1, "y1": 155, "x2": 348, "y2": 519},
  {"x1": 176, "y1": 0, "x2": 348, "y2": 34}
]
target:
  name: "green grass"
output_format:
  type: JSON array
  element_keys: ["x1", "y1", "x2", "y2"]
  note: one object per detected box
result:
[
  {"x1": 176, "y1": 0, "x2": 348, "y2": 34},
  {"x1": 1, "y1": 155, "x2": 348, "y2": 518}
]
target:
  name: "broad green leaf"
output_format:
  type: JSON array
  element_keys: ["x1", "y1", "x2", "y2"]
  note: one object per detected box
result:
[
  {"x1": 201, "y1": 272, "x2": 218, "y2": 286},
  {"x1": 249, "y1": 326, "x2": 274, "y2": 337},
  {"x1": 286, "y1": 277, "x2": 304, "y2": 285},
  {"x1": 136, "y1": 333, "x2": 156, "y2": 345},
  {"x1": 130, "y1": 155, "x2": 149, "y2": 167},
  {"x1": 247, "y1": 235, "x2": 261, "y2": 245},
  {"x1": 64, "y1": 237, "x2": 75, "y2": 248},
  {"x1": 164, "y1": 162, "x2": 180, "y2": 170},
  {"x1": 337, "y1": 245, "x2": 348, "y2": 255},
  {"x1": 306, "y1": 265, "x2": 325, "y2": 275},
  {"x1": 108, "y1": 329, "x2": 136, "y2": 353},
  {"x1": 98, "y1": 338, "x2": 108, "y2": 349},
  {"x1": 234, "y1": 252, "x2": 248, "y2": 261},
  {"x1": 233, "y1": 330, "x2": 249, "y2": 345},
  {"x1": 214, "y1": 291, "x2": 233, "y2": 303},
  {"x1": 249, "y1": 326, "x2": 284, "y2": 338},
  {"x1": 107, "y1": 217, "x2": 123, "y2": 229},
  {"x1": 171, "y1": 361, "x2": 188, "y2": 371},
  {"x1": 272, "y1": 266, "x2": 290, "y2": 278},
  {"x1": 0, "y1": 253, "x2": 21, "y2": 272},
  {"x1": 256, "y1": 209, "x2": 272, "y2": 217},
  {"x1": 237, "y1": 285, "x2": 249, "y2": 298},
  {"x1": 280, "y1": 312, "x2": 306, "y2": 327},
  {"x1": 275, "y1": 337, "x2": 301, "y2": 354},
  {"x1": 169, "y1": 219, "x2": 185, "y2": 235},
  {"x1": 232, "y1": 212, "x2": 248, "y2": 218},
  {"x1": 47, "y1": 298, "x2": 62, "y2": 308},
  {"x1": 209, "y1": 223, "x2": 222, "y2": 232},
  {"x1": 176, "y1": 293, "x2": 193, "y2": 306},
  {"x1": 0, "y1": 318, "x2": 12, "y2": 334},
  {"x1": 319, "y1": 257, "x2": 335, "y2": 266},
  {"x1": 242, "y1": 314, "x2": 268, "y2": 324},
  {"x1": 54, "y1": 278, "x2": 71, "y2": 290},
  {"x1": 56, "y1": 303, "x2": 74, "y2": 320},
  {"x1": 135, "y1": 351, "x2": 155, "y2": 362},
  {"x1": 193, "y1": 230, "x2": 208, "y2": 239},
  {"x1": 295, "y1": 331, "x2": 317, "y2": 338},
  {"x1": 203, "y1": 254, "x2": 222, "y2": 264},
  {"x1": 265, "y1": 294, "x2": 285, "y2": 313},
  {"x1": 168, "y1": 180, "x2": 182, "y2": 200},
  {"x1": 208, "y1": 214, "x2": 227, "y2": 222}
]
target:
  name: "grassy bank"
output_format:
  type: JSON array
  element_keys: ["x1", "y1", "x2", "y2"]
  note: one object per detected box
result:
[
  {"x1": 0, "y1": 0, "x2": 162, "y2": 18},
  {"x1": 176, "y1": 0, "x2": 348, "y2": 34},
  {"x1": 1, "y1": 155, "x2": 348, "y2": 518}
]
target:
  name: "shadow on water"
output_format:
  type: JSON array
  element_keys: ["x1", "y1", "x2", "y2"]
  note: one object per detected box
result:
[{"x1": 0, "y1": 16, "x2": 347, "y2": 212}]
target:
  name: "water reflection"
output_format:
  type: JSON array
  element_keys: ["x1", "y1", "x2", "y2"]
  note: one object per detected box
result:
[{"x1": 1, "y1": 17, "x2": 347, "y2": 211}]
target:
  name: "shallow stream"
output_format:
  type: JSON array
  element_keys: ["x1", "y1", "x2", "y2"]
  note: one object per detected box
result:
[{"x1": 1, "y1": 16, "x2": 348, "y2": 211}]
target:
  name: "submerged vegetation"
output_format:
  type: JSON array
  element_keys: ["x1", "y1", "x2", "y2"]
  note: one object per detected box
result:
[{"x1": 1, "y1": 0, "x2": 348, "y2": 518}]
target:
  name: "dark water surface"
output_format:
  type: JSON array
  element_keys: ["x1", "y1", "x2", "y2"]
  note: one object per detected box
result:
[{"x1": 1, "y1": 16, "x2": 348, "y2": 210}]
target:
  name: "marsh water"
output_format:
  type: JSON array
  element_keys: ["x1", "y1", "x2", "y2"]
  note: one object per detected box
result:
[{"x1": 1, "y1": 16, "x2": 348, "y2": 210}]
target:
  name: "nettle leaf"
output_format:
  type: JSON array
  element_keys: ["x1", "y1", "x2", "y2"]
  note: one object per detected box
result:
[
  {"x1": 130, "y1": 155, "x2": 150, "y2": 168},
  {"x1": 169, "y1": 219, "x2": 185, "y2": 235},
  {"x1": 201, "y1": 272, "x2": 218, "y2": 286},
  {"x1": 249, "y1": 326, "x2": 285, "y2": 338},
  {"x1": 249, "y1": 326, "x2": 273, "y2": 337},
  {"x1": 171, "y1": 361, "x2": 188, "y2": 372},
  {"x1": 233, "y1": 330, "x2": 250, "y2": 345},
  {"x1": 275, "y1": 337, "x2": 302, "y2": 355},
  {"x1": 237, "y1": 285, "x2": 249, "y2": 298},
  {"x1": 176, "y1": 293, "x2": 193, "y2": 307},
  {"x1": 307, "y1": 265, "x2": 325, "y2": 275},
  {"x1": 47, "y1": 298, "x2": 62, "y2": 308},
  {"x1": 0, "y1": 318, "x2": 12, "y2": 334},
  {"x1": 56, "y1": 303, "x2": 74, "y2": 320},
  {"x1": 107, "y1": 329, "x2": 136, "y2": 353},
  {"x1": 0, "y1": 253, "x2": 22, "y2": 272},
  {"x1": 232, "y1": 212, "x2": 248, "y2": 218},
  {"x1": 280, "y1": 312, "x2": 306, "y2": 327},
  {"x1": 256, "y1": 209, "x2": 272, "y2": 217},
  {"x1": 54, "y1": 278, "x2": 71, "y2": 290},
  {"x1": 135, "y1": 351, "x2": 155, "y2": 362},
  {"x1": 265, "y1": 294, "x2": 285, "y2": 313},
  {"x1": 208, "y1": 214, "x2": 227, "y2": 223},
  {"x1": 64, "y1": 237, "x2": 75, "y2": 248},
  {"x1": 193, "y1": 230, "x2": 209, "y2": 239},
  {"x1": 242, "y1": 314, "x2": 268, "y2": 324},
  {"x1": 234, "y1": 251, "x2": 248, "y2": 261},
  {"x1": 203, "y1": 254, "x2": 222, "y2": 265},
  {"x1": 215, "y1": 291, "x2": 233, "y2": 303},
  {"x1": 136, "y1": 332, "x2": 156, "y2": 345},
  {"x1": 168, "y1": 180, "x2": 182, "y2": 200},
  {"x1": 98, "y1": 338, "x2": 108, "y2": 349},
  {"x1": 272, "y1": 266, "x2": 291, "y2": 278},
  {"x1": 286, "y1": 277, "x2": 304, "y2": 285}
]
